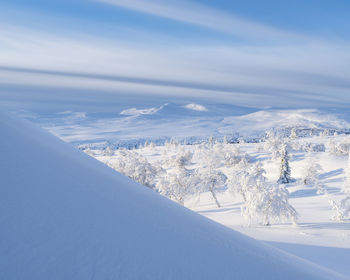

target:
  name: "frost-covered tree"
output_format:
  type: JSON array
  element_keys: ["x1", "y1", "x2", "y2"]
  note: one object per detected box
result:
[
  {"x1": 163, "y1": 147, "x2": 193, "y2": 169},
  {"x1": 329, "y1": 152, "x2": 350, "y2": 220},
  {"x1": 149, "y1": 142, "x2": 156, "y2": 149},
  {"x1": 156, "y1": 166, "x2": 194, "y2": 205},
  {"x1": 227, "y1": 158, "x2": 252, "y2": 202},
  {"x1": 277, "y1": 143, "x2": 294, "y2": 184},
  {"x1": 321, "y1": 129, "x2": 330, "y2": 137},
  {"x1": 223, "y1": 145, "x2": 249, "y2": 167},
  {"x1": 196, "y1": 165, "x2": 227, "y2": 208},
  {"x1": 228, "y1": 161, "x2": 298, "y2": 225},
  {"x1": 103, "y1": 145, "x2": 114, "y2": 156},
  {"x1": 111, "y1": 149, "x2": 160, "y2": 189},
  {"x1": 290, "y1": 127, "x2": 297, "y2": 140},
  {"x1": 156, "y1": 147, "x2": 196, "y2": 205},
  {"x1": 327, "y1": 137, "x2": 350, "y2": 156},
  {"x1": 329, "y1": 196, "x2": 350, "y2": 221},
  {"x1": 194, "y1": 144, "x2": 227, "y2": 207},
  {"x1": 344, "y1": 152, "x2": 350, "y2": 194},
  {"x1": 244, "y1": 183, "x2": 298, "y2": 226},
  {"x1": 302, "y1": 150, "x2": 324, "y2": 194},
  {"x1": 263, "y1": 130, "x2": 284, "y2": 159}
]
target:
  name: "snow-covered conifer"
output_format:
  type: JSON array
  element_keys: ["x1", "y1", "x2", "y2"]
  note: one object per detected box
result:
[{"x1": 277, "y1": 143, "x2": 294, "y2": 184}]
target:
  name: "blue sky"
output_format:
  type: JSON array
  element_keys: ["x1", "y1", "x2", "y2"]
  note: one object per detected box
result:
[
  {"x1": 1, "y1": 0, "x2": 350, "y2": 109},
  {"x1": 2, "y1": 0, "x2": 350, "y2": 40}
]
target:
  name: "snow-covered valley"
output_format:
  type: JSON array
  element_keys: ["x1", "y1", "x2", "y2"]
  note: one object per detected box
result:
[{"x1": 3, "y1": 111, "x2": 350, "y2": 279}]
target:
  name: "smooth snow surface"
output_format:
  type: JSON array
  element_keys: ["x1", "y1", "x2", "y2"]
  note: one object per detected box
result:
[{"x1": 0, "y1": 112, "x2": 347, "y2": 280}]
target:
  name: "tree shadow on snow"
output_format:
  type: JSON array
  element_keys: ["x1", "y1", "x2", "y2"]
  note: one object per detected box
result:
[
  {"x1": 319, "y1": 168, "x2": 344, "y2": 180},
  {"x1": 290, "y1": 188, "x2": 319, "y2": 198}
]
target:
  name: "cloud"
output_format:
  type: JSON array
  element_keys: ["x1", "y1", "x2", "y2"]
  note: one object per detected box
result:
[
  {"x1": 1, "y1": 24, "x2": 350, "y2": 108},
  {"x1": 96, "y1": 0, "x2": 304, "y2": 43}
]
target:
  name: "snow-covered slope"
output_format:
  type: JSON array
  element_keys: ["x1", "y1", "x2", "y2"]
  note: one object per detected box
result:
[{"x1": 0, "y1": 112, "x2": 347, "y2": 280}]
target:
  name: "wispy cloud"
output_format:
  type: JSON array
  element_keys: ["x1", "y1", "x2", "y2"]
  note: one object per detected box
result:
[
  {"x1": 1, "y1": 24, "x2": 350, "y2": 108},
  {"x1": 97, "y1": 0, "x2": 304, "y2": 42}
]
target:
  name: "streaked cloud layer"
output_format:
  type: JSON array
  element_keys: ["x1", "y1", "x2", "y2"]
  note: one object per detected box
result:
[
  {"x1": 1, "y1": 0, "x2": 350, "y2": 109},
  {"x1": 97, "y1": 0, "x2": 301, "y2": 42}
]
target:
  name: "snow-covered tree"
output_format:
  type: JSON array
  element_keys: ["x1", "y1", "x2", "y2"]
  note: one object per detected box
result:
[
  {"x1": 228, "y1": 161, "x2": 297, "y2": 225},
  {"x1": 329, "y1": 196, "x2": 350, "y2": 221},
  {"x1": 302, "y1": 150, "x2": 324, "y2": 194},
  {"x1": 321, "y1": 129, "x2": 330, "y2": 137},
  {"x1": 196, "y1": 164, "x2": 227, "y2": 208},
  {"x1": 223, "y1": 145, "x2": 249, "y2": 167},
  {"x1": 163, "y1": 147, "x2": 193, "y2": 169},
  {"x1": 290, "y1": 127, "x2": 297, "y2": 140},
  {"x1": 327, "y1": 137, "x2": 350, "y2": 156},
  {"x1": 226, "y1": 158, "x2": 252, "y2": 202},
  {"x1": 156, "y1": 166, "x2": 194, "y2": 205},
  {"x1": 103, "y1": 145, "x2": 114, "y2": 156},
  {"x1": 277, "y1": 143, "x2": 294, "y2": 184},
  {"x1": 263, "y1": 130, "x2": 284, "y2": 159},
  {"x1": 156, "y1": 147, "x2": 197, "y2": 205},
  {"x1": 149, "y1": 142, "x2": 156, "y2": 149},
  {"x1": 111, "y1": 149, "x2": 160, "y2": 189},
  {"x1": 329, "y1": 152, "x2": 350, "y2": 220},
  {"x1": 244, "y1": 183, "x2": 298, "y2": 226},
  {"x1": 193, "y1": 143, "x2": 227, "y2": 207}
]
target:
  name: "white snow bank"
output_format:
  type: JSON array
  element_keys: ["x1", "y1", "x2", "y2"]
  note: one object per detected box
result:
[
  {"x1": 184, "y1": 103, "x2": 208, "y2": 111},
  {"x1": 0, "y1": 112, "x2": 347, "y2": 280}
]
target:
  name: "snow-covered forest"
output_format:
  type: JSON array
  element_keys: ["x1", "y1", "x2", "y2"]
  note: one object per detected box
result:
[{"x1": 85, "y1": 129, "x2": 350, "y2": 227}]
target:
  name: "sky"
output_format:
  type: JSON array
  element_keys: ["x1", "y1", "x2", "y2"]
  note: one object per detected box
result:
[{"x1": 1, "y1": 0, "x2": 350, "y2": 111}]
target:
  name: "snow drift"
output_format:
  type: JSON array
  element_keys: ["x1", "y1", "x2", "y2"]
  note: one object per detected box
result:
[{"x1": 0, "y1": 112, "x2": 347, "y2": 280}]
